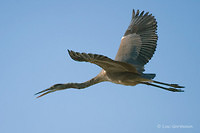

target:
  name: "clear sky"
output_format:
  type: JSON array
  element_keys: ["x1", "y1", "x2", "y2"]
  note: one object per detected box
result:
[{"x1": 0, "y1": 0, "x2": 199, "y2": 133}]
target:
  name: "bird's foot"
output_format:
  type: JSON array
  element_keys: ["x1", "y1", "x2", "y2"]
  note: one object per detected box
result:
[
  {"x1": 170, "y1": 84, "x2": 185, "y2": 88},
  {"x1": 168, "y1": 88, "x2": 184, "y2": 92}
]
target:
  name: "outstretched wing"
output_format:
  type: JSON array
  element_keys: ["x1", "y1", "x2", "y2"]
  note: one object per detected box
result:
[
  {"x1": 68, "y1": 50, "x2": 139, "y2": 73},
  {"x1": 115, "y1": 9, "x2": 158, "y2": 73}
]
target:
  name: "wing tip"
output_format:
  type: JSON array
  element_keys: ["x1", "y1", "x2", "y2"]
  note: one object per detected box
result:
[{"x1": 132, "y1": 9, "x2": 155, "y2": 19}]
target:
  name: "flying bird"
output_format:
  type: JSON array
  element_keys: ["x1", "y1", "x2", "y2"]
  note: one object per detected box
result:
[{"x1": 35, "y1": 9, "x2": 184, "y2": 98}]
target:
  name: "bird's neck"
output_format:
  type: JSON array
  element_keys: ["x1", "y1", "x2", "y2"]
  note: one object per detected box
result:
[{"x1": 79, "y1": 75, "x2": 105, "y2": 89}]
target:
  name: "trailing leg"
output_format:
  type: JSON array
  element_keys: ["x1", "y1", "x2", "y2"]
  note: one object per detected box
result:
[
  {"x1": 140, "y1": 82, "x2": 184, "y2": 92},
  {"x1": 152, "y1": 80, "x2": 185, "y2": 88}
]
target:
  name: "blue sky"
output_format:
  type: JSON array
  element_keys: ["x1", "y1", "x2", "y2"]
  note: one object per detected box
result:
[{"x1": 0, "y1": 0, "x2": 199, "y2": 133}]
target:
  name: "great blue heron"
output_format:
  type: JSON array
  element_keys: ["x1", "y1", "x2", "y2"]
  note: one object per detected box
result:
[{"x1": 35, "y1": 9, "x2": 184, "y2": 98}]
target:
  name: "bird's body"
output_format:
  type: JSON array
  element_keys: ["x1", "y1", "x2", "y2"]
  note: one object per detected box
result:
[
  {"x1": 35, "y1": 9, "x2": 184, "y2": 98},
  {"x1": 103, "y1": 70, "x2": 148, "y2": 86}
]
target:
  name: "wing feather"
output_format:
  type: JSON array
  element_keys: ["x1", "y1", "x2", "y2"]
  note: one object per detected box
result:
[
  {"x1": 115, "y1": 9, "x2": 158, "y2": 73},
  {"x1": 68, "y1": 50, "x2": 139, "y2": 73}
]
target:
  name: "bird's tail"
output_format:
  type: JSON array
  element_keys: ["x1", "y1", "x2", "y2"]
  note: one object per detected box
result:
[{"x1": 141, "y1": 73, "x2": 156, "y2": 79}]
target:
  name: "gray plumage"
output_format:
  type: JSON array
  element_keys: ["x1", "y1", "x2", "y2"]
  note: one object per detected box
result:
[{"x1": 35, "y1": 9, "x2": 184, "y2": 98}]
